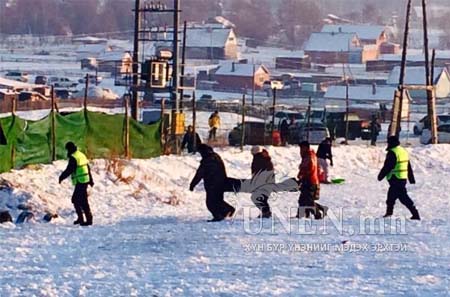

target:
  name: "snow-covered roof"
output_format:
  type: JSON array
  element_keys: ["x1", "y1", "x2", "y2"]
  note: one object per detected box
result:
[
  {"x1": 162, "y1": 27, "x2": 235, "y2": 48},
  {"x1": 386, "y1": 66, "x2": 449, "y2": 85},
  {"x1": 214, "y1": 63, "x2": 268, "y2": 77},
  {"x1": 324, "y1": 85, "x2": 402, "y2": 102},
  {"x1": 0, "y1": 77, "x2": 39, "y2": 90},
  {"x1": 321, "y1": 24, "x2": 386, "y2": 41},
  {"x1": 186, "y1": 27, "x2": 235, "y2": 47},
  {"x1": 304, "y1": 32, "x2": 359, "y2": 52}
]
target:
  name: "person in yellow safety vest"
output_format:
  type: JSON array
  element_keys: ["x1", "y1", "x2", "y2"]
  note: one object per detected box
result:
[
  {"x1": 59, "y1": 142, "x2": 94, "y2": 226},
  {"x1": 377, "y1": 136, "x2": 420, "y2": 220},
  {"x1": 208, "y1": 110, "x2": 220, "y2": 141}
]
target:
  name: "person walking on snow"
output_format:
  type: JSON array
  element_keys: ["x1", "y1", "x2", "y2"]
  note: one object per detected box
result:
[
  {"x1": 250, "y1": 146, "x2": 274, "y2": 218},
  {"x1": 317, "y1": 137, "x2": 333, "y2": 183},
  {"x1": 190, "y1": 144, "x2": 235, "y2": 222},
  {"x1": 378, "y1": 136, "x2": 420, "y2": 220},
  {"x1": 59, "y1": 142, "x2": 94, "y2": 226},
  {"x1": 296, "y1": 141, "x2": 327, "y2": 219},
  {"x1": 208, "y1": 110, "x2": 221, "y2": 141},
  {"x1": 181, "y1": 125, "x2": 201, "y2": 153}
]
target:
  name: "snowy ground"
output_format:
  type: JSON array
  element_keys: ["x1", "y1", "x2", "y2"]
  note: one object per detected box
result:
[{"x1": 1, "y1": 144, "x2": 449, "y2": 296}]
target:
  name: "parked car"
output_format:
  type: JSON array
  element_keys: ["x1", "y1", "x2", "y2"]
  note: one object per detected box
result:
[
  {"x1": 228, "y1": 121, "x2": 272, "y2": 146},
  {"x1": 413, "y1": 114, "x2": 450, "y2": 135},
  {"x1": 48, "y1": 76, "x2": 78, "y2": 88},
  {"x1": 34, "y1": 75, "x2": 47, "y2": 85},
  {"x1": 269, "y1": 110, "x2": 304, "y2": 129},
  {"x1": 289, "y1": 122, "x2": 329, "y2": 145},
  {"x1": 55, "y1": 89, "x2": 73, "y2": 99},
  {"x1": 73, "y1": 86, "x2": 119, "y2": 100},
  {"x1": 4, "y1": 71, "x2": 28, "y2": 82},
  {"x1": 420, "y1": 124, "x2": 450, "y2": 144},
  {"x1": 78, "y1": 74, "x2": 103, "y2": 84},
  {"x1": 324, "y1": 112, "x2": 367, "y2": 140}
]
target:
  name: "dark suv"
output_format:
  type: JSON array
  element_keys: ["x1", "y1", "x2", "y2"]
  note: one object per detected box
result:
[{"x1": 228, "y1": 121, "x2": 272, "y2": 146}]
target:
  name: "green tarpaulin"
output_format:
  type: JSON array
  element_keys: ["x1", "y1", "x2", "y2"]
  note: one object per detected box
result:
[{"x1": 0, "y1": 111, "x2": 161, "y2": 173}]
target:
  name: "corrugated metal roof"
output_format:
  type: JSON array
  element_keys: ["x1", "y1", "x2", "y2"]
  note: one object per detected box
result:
[
  {"x1": 304, "y1": 32, "x2": 359, "y2": 52},
  {"x1": 321, "y1": 24, "x2": 385, "y2": 40}
]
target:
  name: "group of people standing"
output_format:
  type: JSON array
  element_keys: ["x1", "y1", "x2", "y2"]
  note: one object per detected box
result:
[
  {"x1": 58, "y1": 125, "x2": 420, "y2": 226},
  {"x1": 189, "y1": 138, "x2": 334, "y2": 221},
  {"x1": 189, "y1": 135, "x2": 420, "y2": 222}
]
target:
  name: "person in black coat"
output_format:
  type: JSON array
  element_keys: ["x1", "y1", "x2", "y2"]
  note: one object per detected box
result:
[
  {"x1": 280, "y1": 120, "x2": 289, "y2": 146},
  {"x1": 181, "y1": 125, "x2": 201, "y2": 153},
  {"x1": 189, "y1": 144, "x2": 235, "y2": 221},
  {"x1": 378, "y1": 136, "x2": 420, "y2": 220},
  {"x1": 316, "y1": 137, "x2": 333, "y2": 183},
  {"x1": 369, "y1": 115, "x2": 381, "y2": 146}
]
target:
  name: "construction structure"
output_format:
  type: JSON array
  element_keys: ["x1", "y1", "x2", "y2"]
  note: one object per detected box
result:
[
  {"x1": 123, "y1": 0, "x2": 185, "y2": 153},
  {"x1": 390, "y1": 0, "x2": 437, "y2": 144}
]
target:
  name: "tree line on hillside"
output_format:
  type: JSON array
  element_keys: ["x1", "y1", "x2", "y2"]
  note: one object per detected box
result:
[{"x1": 0, "y1": 0, "x2": 403, "y2": 48}]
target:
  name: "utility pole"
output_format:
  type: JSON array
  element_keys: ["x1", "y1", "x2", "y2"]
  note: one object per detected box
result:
[
  {"x1": 179, "y1": 20, "x2": 187, "y2": 112},
  {"x1": 241, "y1": 94, "x2": 246, "y2": 151},
  {"x1": 251, "y1": 63, "x2": 255, "y2": 106},
  {"x1": 271, "y1": 88, "x2": 276, "y2": 144},
  {"x1": 307, "y1": 96, "x2": 312, "y2": 142},
  {"x1": 344, "y1": 81, "x2": 349, "y2": 145},
  {"x1": 171, "y1": 0, "x2": 180, "y2": 113},
  {"x1": 422, "y1": 0, "x2": 438, "y2": 144},
  {"x1": 392, "y1": 0, "x2": 412, "y2": 137},
  {"x1": 132, "y1": 0, "x2": 141, "y2": 120}
]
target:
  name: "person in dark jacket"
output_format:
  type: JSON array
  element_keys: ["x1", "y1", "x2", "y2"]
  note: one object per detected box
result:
[
  {"x1": 59, "y1": 142, "x2": 94, "y2": 226},
  {"x1": 190, "y1": 144, "x2": 235, "y2": 221},
  {"x1": 250, "y1": 146, "x2": 274, "y2": 218},
  {"x1": 317, "y1": 137, "x2": 333, "y2": 183},
  {"x1": 370, "y1": 115, "x2": 381, "y2": 146},
  {"x1": 280, "y1": 120, "x2": 289, "y2": 146},
  {"x1": 378, "y1": 136, "x2": 420, "y2": 220},
  {"x1": 181, "y1": 125, "x2": 201, "y2": 153}
]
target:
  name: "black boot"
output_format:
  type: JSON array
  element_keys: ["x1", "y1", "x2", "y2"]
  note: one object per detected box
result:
[
  {"x1": 383, "y1": 206, "x2": 394, "y2": 218},
  {"x1": 409, "y1": 207, "x2": 421, "y2": 220},
  {"x1": 73, "y1": 218, "x2": 84, "y2": 225},
  {"x1": 74, "y1": 208, "x2": 84, "y2": 225}
]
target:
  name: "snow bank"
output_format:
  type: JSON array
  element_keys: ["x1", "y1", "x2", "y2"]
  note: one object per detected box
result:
[{"x1": 0, "y1": 144, "x2": 449, "y2": 296}]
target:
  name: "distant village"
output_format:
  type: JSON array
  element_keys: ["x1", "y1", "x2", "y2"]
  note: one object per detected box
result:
[{"x1": 1, "y1": 1, "x2": 450, "y2": 129}]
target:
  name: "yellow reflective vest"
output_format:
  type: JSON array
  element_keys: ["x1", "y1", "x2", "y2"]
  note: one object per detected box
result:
[
  {"x1": 387, "y1": 146, "x2": 409, "y2": 180},
  {"x1": 71, "y1": 150, "x2": 90, "y2": 185}
]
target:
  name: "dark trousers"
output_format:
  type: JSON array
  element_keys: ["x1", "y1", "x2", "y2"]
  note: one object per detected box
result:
[
  {"x1": 206, "y1": 190, "x2": 235, "y2": 219},
  {"x1": 386, "y1": 180, "x2": 416, "y2": 214},
  {"x1": 298, "y1": 183, "x2": 323, "y2": 218},
  {"x1": 72, "y1": 183, "x2": 92, "y2": 223},
  {"x1": 208, "y1": 127, "x2": 217, "y2": 141}
]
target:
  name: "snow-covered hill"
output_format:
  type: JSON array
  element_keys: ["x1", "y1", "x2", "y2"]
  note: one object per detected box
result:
[{"x1": 1, "y1": 144, "x2": 449, "y2": 296}]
